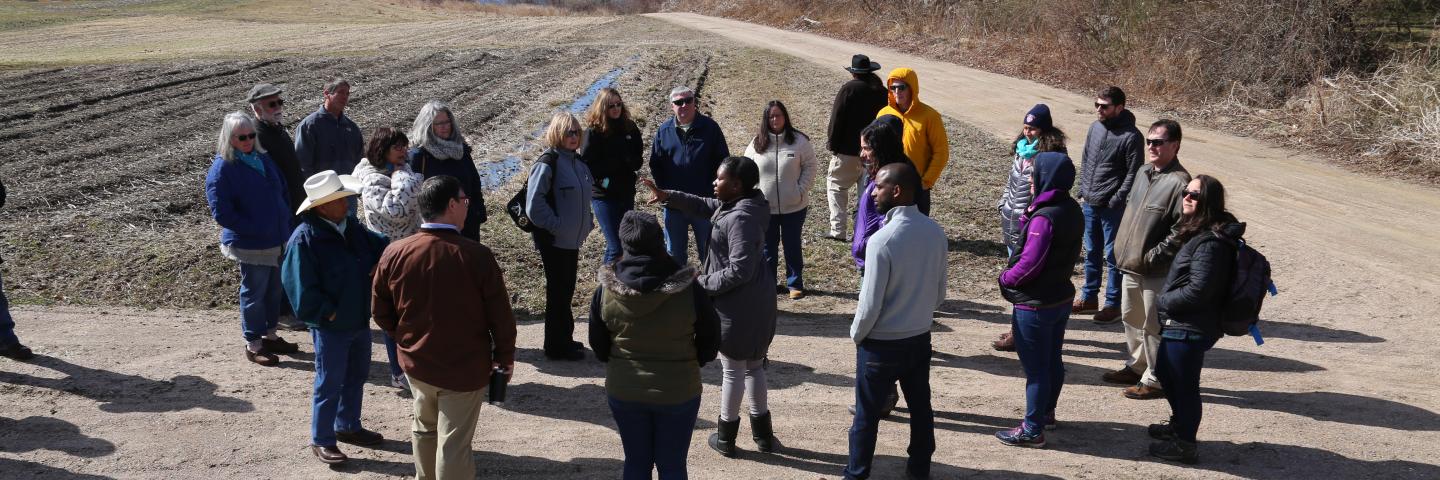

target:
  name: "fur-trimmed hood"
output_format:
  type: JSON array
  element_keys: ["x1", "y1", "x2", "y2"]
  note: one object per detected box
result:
[{"x1": 597, "y1": 262, "x2": 697, "y2": 297}]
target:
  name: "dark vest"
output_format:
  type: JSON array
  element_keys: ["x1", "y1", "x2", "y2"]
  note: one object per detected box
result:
[{"x1": 1001, "y1": 196, "x2": 1084, "y2": 307}]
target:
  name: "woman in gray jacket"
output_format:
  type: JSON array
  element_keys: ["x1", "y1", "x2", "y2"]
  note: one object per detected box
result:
[
  {"x1": 526, "y1": 112, "x2": 595, "y2": 361},
  {"x1": 641, "y1": 156, "x2": 781, "y2": 458},
  {"x1": 993, "y1": 104, "x2": 1067, "y2": 352}
]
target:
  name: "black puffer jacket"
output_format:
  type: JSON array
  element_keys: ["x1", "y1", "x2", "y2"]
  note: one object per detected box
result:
[
  {"x1": 581, "y1": 121, "x2": 643, "y2": 200},
  {"x1": 1078, "y1": 109, "x2": 1144, "y2": 208},
  {"x1": 1158, "y1": 221, "x2": 1245, "y2": 339}
]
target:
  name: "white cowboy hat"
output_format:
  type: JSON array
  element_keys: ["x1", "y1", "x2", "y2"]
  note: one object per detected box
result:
[{"x1": 296, "y1": 170, "x2": 361, "y2": 215}]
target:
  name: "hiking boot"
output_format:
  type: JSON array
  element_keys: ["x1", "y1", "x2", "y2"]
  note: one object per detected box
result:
[
  {"x1": 708, "y1": 416, "x2": 740, "y2": 458},
  {"x1": 1091, "y1": 306, "x2": 1121, "y2": 324},
  {"x1": 1101, "y1": 367, "x2": 1141, "y2": 385},
  {"x1": 312, "y1": 445, "x2": 348, "y2": 464},
  {"x1": 261, "y1": 336, "x2": 299, "y2": 355},
  {"x1": 1148, "y1": 421, "x2": 1176, "y2": 440},
  {"x1": 995, "y1": 425, "x2": 1046, "y2": 448},
  {"x1": 0, "y1": 342, "x2": 35, "y2": 361},
  {"x1": 336, "y1": 428, "x2": 383, "y2": 447},
  {"x1": 245, "y1": 347, "x2": 279, "y2": 367},
  {"x1": 1124, "y1": 384, "x2": 1166, "y2": 400},
  {"x1": 991, "y1": 332, "x2": 1015, "y2": 352},
  {"x1": 1071, "y1": 298, "x2": 1098, "y2": 314},
  {"x1": 750, "y1": 411, "x2": 782, "y2": 453},
  {"x1": 787, "y1": 289, "x2": 805, "y2": 300},
  {"x1": 1149, "y1": 438, "x2": 1198, "y2": 464}
]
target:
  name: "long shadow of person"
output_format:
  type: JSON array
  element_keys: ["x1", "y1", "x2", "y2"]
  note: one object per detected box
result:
[
  {"x1": 475, "y1": 451, "x2": 624, "y2": 479},
  {"x1": 1259, "y1": 320, "x2": 1385, "y2": 344},
  {"x1": 1172, "y1": 440, "x2": 1440, "y2": 478},
  {"x1": 929, "y1": 349, "x2": 1115, "y2": 387},
  {"x1": 751, "y1": 443, "x2": 1063, "y2": 479},
  {"x1": 0, "y1": 458, "x2": 115, "y2": 480},
  {"x1": 0, "y1": 355, "x2": 252, "y2": 414},
  {"x1": 0, "y1": 416, "x2": 115, "y2": 458},
  {"x1": 1201, "y1": 387, "x2": 1440, "y2": 431}
]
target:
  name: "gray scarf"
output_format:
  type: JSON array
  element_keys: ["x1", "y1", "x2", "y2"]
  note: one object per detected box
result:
[{"x1": 424, "y1": 133, "x2": 465, "y2": 161}]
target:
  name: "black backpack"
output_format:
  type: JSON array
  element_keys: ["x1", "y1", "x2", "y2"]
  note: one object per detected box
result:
[
  {"x1": 505, "y1": 151, "x2": 557, "y2": 234},
  {"x1": 1219, "y1": 236, "x2": 1276, "y2": 336}
]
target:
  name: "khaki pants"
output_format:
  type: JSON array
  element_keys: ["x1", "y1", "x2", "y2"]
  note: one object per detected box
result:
[
  {"x1": 1120, "y1": 273, "x2": 1166, "y2": 388},
  {"x1": 408, "y1": 375, "x2": 485, "y2": 480},
  {"x1": 826, "y1": 153, "x2": 864, "y2": 237}
]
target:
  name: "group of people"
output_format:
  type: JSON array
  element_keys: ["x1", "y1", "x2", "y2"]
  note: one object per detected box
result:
[{"x1": 0, "y1": 53, "x2": 1250, "y2": 480}]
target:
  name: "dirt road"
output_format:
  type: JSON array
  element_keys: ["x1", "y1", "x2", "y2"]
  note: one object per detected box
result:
[{"x1": 2, "y1": 10, "x2": 1439, "y2": 480}]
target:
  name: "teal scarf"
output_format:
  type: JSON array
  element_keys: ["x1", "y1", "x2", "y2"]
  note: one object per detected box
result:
[
  {"x1": 1015, "y1": 137, "x2": 1039, "y2": 160},
  {"x1": 235, "y1": 150, "x2": 265, "y2": 175}
]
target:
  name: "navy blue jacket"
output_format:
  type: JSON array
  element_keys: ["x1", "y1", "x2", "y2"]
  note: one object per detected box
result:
[
  {"x1": 281, "y1": 213, "x2": 389, "y2": 331},
  {"x1": 410, "y1": 145, "x2": 487, "y2": 240},
  {"x1": 650, "y1": 114, "x2": 729, "y2": 197},
  {"x1": 204, "y1": 153, "x2": 292, "y2": 250}
]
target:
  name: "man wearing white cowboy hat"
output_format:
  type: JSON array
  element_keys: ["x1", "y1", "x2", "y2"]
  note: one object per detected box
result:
[{"x1": 281, "y1": 170, "x2": 390, "y2": 465}]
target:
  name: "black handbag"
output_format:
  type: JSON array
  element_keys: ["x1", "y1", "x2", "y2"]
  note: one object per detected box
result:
[{"x1": 505, "y1": 152, "x2": 557, "y2": 233}]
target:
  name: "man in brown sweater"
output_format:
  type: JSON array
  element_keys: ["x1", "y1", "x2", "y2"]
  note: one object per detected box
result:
[{"x1": 372, "y1": 175, "x2": 517, "y2": 480}]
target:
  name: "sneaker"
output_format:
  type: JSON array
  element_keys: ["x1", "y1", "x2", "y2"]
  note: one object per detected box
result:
[
  {"x1": 261, "y1": 337, "x2": 299, "y2": 355},
  {"x1": 1091, "y1": 306, "x2": 1121, "y2": 324},
  {"x1": 1101, "y1": 367, "x2": 1142, "y2": 385},
  {"x1": 0, "y1": 342, "x2": 35, "y2": 361},
  {"x1": 991, "y1": 332, "x2": 1015, "y2": 352},
  {"x1": 995, "y1": 425, "x2": 1046, "y2": 448},
  {"x1": 824, "y1": 231, "x2": 846, "y2": 241},
  {"x1": 1148, "y1": 421, "x2": 1176, "y2": 440},
  {"x1": 1071, "y1": 298, "x2": 1098, "y2": 314},
  {"x1": 1124, "y1": 384, "x2": 1166, "y2": 400},
  {"x1": 390, "y1": 374, "x2": 410, "y2": 390},
  {"x1": 335, "y1": 428, "x2": 384, "y2": 447},
  {"x1": 788, "y1": 289, "x2": 805, "y2": 300},
  {"x1": 1149, "y1": 439, "x2": 1198, "y2": 464}
]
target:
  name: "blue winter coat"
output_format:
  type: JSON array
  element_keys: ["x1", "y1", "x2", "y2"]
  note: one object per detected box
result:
[
  {"x1": 649, "y1": 114, "x2": 730, "y2": 197},
  {"x1": 204, "y1": 153, "x2": 292, "y2": 250},
  {"x1": 281, "y1": 213, "x2": 389, "y2": 331}
]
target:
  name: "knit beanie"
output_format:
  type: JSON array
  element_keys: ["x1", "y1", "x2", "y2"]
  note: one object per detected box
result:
[
  {"x1": 618, "y1": 211, "x2": 665, "y2": 257},
  {"x1": 1023, "y1": 104, "x2": 1053, "y2": 131}
]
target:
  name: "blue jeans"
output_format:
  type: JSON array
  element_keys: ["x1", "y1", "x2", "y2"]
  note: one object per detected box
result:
[
  {"x1": 0, "y1": 271, "x2": 18, "y2": 346},
  {"x1": 311, "y1": 327, "x2": 372, "y2": 447},
  {"x1": 238, "y1": 263, "x2": 283, "y2": 343},
  {"x1": 1155, "y1": 334, "x2": 1218, "y2": 443},
  {"x1": 662, "y1": 206, "x2": 712, "y2": 265},
  {"x1": 846, "y1": 333, "x2": 933, "y2": 480},
  {"x1": 608, "y1": 395, "x2": 701, "y2": 480},
  {"x1": 593, "y1": 197, "x2": 636, "y2": 264},
  {"x1": 383, "y1": 332, "x2": 402, "y2": 378},
  {"x1": 1012, "y1": 304, "x2": 1070, "y2": 432},
  {"x1": 1081, "y1": 203, "x2": 1124, "y2": 306},
  {"x1": 765, "y1": 208, "x2": 807, "y2": 291}
]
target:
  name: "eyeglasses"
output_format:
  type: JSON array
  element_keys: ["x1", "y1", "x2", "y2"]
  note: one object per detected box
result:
[
  {"x1": 888, "y1": 83, "x2": 909, "y2": 92},
  {"x1": 265, "y1": 99, "x2": 284, "y2": 109},
  {"x1": 1095, "y1": 102, "x2": 1114, "y2": 110},
  {"x1": 606, "y1": 102, "x2": 624, "y2": 109},
  {"x1": 234, "y1": 133, "x2": 257, "y2": 141},
  {"x1": 564, "y1": 129, "x2": 581, "y2": 138},
  {"x1": 671, "y1": 97, "x2": 695, "y2": 107},
  {"x1": 1145, "y1": 138, "x2": 1171, "y2": 147},
  {"x1": 1183, "y1": 190, "x2": 1202, "y2": 200}
]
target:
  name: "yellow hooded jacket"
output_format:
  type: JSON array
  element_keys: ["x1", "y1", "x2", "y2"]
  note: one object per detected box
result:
[{"x1": 876, "y1": 67, "x2": 948, "y2": 190}]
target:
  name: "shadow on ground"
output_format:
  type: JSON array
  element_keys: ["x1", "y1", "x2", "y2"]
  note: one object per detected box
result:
[
  {"x1": 0, "y1": 355, "x2": 252, "y2": 413},
  {"x1": 0, "y1": 416, "x2": 115, "y2": 458}
]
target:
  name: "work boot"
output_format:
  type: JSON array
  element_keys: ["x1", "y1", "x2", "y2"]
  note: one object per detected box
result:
[
  {"x1": 750, "y1": 411, "x2": 782, "y2": 453},
  {"x1": 1071, "y1": 298, "x2": 1098, "y2": 314},
  {"x1": 991, "y1": 332, "x2": 1015, "y2": 352},
  {"x1": 1092, "y1": 306, "x2": 1121, "y2": 324},
  {"x1": 708, "y1": 416, "x2": 740, "y2": 458}
]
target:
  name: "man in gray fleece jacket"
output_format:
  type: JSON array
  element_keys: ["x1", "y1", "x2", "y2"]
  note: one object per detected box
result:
[{"x1": 845, "y1": 163, "x2": 947, "y2": 480}]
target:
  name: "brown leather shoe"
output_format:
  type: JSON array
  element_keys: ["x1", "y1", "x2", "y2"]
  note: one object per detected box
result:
[
  {"x1": 261, "y1": 337, "x2": 299, "y2": 355},
  {"x1": 1091, "y1": 306, "x2": 1121, "y2": 324},
  {"x1": 1071, "y1": 298, "x2": 1098, "y2": 314},
  {"x1": 1101, "y1": 367, "x2": 1141, "y2": 385},
  {"x1": 991, "y1": 332, "x2": 1016, "y2": 352},
  {"x1": 312, "y1": 445, "x2": 348, "y2": 464},
  {"x1": 1124, "y1": 384, "x2": 1166, "y2": 400},
  {"x1": 788, "y1": 289, "x2": 805, "y2": 300},
  {"x1": 244, "y1": 347, "x2": 279, "y2": 367}
]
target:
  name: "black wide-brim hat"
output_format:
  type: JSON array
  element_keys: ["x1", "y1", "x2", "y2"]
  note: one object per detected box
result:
[{"x1": 846, "y1": 54, "x2": 881, "y2": 73}]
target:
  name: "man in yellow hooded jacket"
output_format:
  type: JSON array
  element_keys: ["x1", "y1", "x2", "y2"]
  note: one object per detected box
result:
[{"x1": 876, "y1": 67, "x2": 948, "y2": 216}]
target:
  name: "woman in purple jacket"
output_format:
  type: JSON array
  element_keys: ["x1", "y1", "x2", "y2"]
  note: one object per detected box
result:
[
  {"x1": 850, "y1": 116, "x2": 909, "y2": 273},
  {"x1": 994, "y1": 152, "x2": 1084, "y2": 448}
]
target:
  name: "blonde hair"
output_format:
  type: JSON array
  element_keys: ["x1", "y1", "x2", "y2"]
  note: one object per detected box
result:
[
  {"x1": 540, "y1": 111, "x2": 582, "y2": 149},
  {"x1": 583, "y1": 88, "x2": 634, "y2": 136},
  {"x1": 215, "y1": 111, "x2": 265, "y2": 163}
]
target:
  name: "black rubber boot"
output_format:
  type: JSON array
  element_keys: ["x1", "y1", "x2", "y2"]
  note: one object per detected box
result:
[
  {"x1": 750, "y1": 411, "x2": 782, "y2": 453},
  {"x1": 708, "y1": 416, "x2": 739, "y2": 458}
]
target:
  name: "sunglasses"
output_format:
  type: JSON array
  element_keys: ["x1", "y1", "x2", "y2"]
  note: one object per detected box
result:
[
  {"x1": 234, "y1": 133, "x2": 257, "y2": 141},
  {"x1": 889, "y1": 84, "x2": 909, "y2": 92},
  {"x1": 671, "y1": 97, "x2": 695, "y2": 107},
  {"x1": 1095, "y1": 102, "x2": 1114, "y2": 110},
  {"x1": 265, "y1": 99, "x2": 284, "y2": 109},
  {"x1": 564, "y1": 129, "x2": 581, "y2": 138},
  {"x1": 1145, "y1": 138, "x2": 1171, "y2": 147},
  {"x1": 1183, "y1": 190, "x2": 1202, "y2": 200},
  {"x1": 606, "y1": 102, "x2": 624, "y2": 109}
]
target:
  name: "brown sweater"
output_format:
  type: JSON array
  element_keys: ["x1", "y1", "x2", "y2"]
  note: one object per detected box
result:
[{"x1": 372, "y1": 227, "x2": 517, "y2": 392}]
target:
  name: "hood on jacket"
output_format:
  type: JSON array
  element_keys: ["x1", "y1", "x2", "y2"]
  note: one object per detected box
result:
[
  {"x1": 885, "y1": 67, "x2": 920, "y2": 114},
  {"x1": 1104, "y1": 108, "x2": 1138, "y2": 131},
  {"x1": 1032, "y1": 151, "x2": 1076, "y2": 195},
  {"x1": 1216, "y1": 220, "x2": 1246, "y2": 240},
  {"x1": 597, "y1": 261, "x2": 698, "y2": 316}
]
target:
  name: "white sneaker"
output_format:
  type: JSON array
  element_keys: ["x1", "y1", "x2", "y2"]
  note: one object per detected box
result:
[{"x1": 390, "y1": 374, "x2": 410, "y2": 390}]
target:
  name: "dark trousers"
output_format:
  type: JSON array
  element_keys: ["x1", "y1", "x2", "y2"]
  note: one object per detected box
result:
[
  {"x1": 310, "y1": 327, "x2": 371, "y2": 447},
  {"x1": 916, "y1": 188, "x2": 931, "y2": 216},
  {"x1": 1012, "y1": 304, "x2": 1069, "y2": 432},
  {"x1": 609, "y1": 395, "x2": 701, "y2": 480},
  {"x1": 238, "y1": 262, "x2": 282, "y2": 343},
  {"x1": 662, "y1": 206, "x2": 712, "y2": 265},
  {"x1": 593, "y1": 196, "x2": 635, "y2": 264},
  {"x1": 533, "y1": 235, "x2": 580, "y2": 354},
  {"x1": 1155, "y1": 335, "x2": 1218, "y2": 442},
  {"x1": 846, "y1": 333, "x2": 933, "y2": 480},
  {"x1": 0, "y1": 272, "x2": 17, "y2": 346},
  {"x1": 1081, "y1": 203, "x2": 1124, "y2": 307},
  {"x1": 764, "y1": 207, "x2": 807, "y2": 291},
  {"x1": 382, "y1": 332, "x2": 402, "y2": 378}
]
